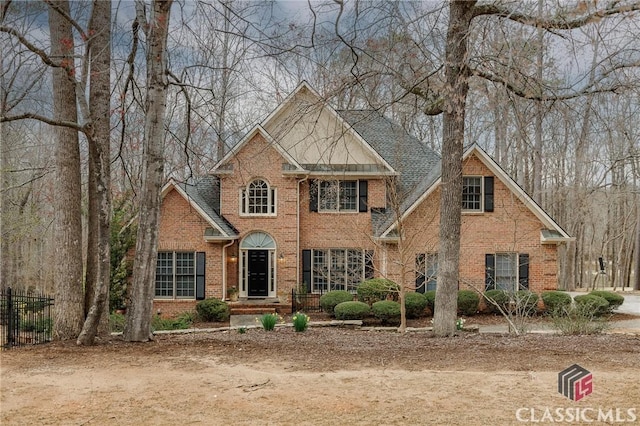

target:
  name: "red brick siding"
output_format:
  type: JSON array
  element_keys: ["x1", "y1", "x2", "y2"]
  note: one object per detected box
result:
[
  {"x1": 155, "y1": 188, "x2": 226, "y2": 314},
  {"x1": 384, "y1": 154, "x2": 559, "y2": 294}
]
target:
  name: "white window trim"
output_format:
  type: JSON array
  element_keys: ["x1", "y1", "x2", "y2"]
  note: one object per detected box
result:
[
  {"x1": 239, "y1": 179, "x2": 277, "y2": 217},
  {"x1": 310, "y1": 248, "x2": 369, "y2": 293},
  {"x1": 493, "y1": 252, "x2": 519, "y2": 292},
  {"x1": 462, "y1": 175, "x2": 483, "y2": 213},
  {"x1": 154, "y1": 251, "x2": 197, "y2": 300},
  {"x1": 318, "y1": 180, "x2": 359, "y2": 213}
]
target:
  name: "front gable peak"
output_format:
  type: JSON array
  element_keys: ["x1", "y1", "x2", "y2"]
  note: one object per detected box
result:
[{"x1": 211, "y1": 124, "x2": 304, "y2": 174}]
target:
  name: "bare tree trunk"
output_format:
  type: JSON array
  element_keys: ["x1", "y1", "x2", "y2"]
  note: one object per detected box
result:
[
  {"x1": 49, "y1": 0, "x2": 84, "y2": 340},
  {"x1": 634, "y1": 207, "x2": 640, "y2": 291},
  {"x1": 124, "y1": 0, "x2": 173, "y2": 342},
  {"x1": 77, "y1": 0, "x2": 112, "y2": 345},
  {"x1": 532, "y1": 0, "x2": 544, "y2": 204},
  {"x1": 434, "y1": 0, "x2": 476, "y2": 337}
]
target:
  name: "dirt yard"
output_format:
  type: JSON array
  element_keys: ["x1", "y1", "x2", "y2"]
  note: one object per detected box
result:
[{"x1": 2, "y1": 321, "x2": 639, "y2": 425}]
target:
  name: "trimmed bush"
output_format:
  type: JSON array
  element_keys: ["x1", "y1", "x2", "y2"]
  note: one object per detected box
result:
[
  {"x1": 372, "y1": 300, "x2": 401, "y2": 325},
  {"x1": 457, "y1": 290, "x2": 480, "y2": 316},
  {"x1": 589, "y1": 291, "x2": 624, "y2": 312},
  {"x1": 424, "y1": 290, "x2": 436, "y2": 314},
  {"x1": 319, "y1": 290, "x2": 354, "y2": 315},
  {"x1": 357, "y1": 278, "x2": 399, "y2": 305},
  {"x1": 334, "y1": 301, "x2": 371, "y2": 320},
  {"x1": 516, "y1": 291, "x2": 539, "y2": 316},
  {"x1": 541, "y1": 291, "x2": 572, "y2": 315},
  {"x1": 574, "y1": 294, "x2": 609, "y2": 317},
  {"x1": 404, "y1": 292, "x2": 428, "y2": 318},
  {"x1": 196, "y1": 298, "x2": 230, "y2": 322},
  {"x1": 483, "y1": 289, "x2": 510, "y2": 314}
]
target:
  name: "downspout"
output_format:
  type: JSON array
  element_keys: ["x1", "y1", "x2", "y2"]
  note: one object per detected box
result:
[
  {"x1": 297, "y1": 175, "x2": 309, "y2": 290},
  {"x1": 222, "y1": 239, "x2": 234, "y2": 301}
]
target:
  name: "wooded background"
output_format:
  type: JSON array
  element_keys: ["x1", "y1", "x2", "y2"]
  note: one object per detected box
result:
[{"x1": 1, "y1": 0, "x2": 638, "y2": 340}]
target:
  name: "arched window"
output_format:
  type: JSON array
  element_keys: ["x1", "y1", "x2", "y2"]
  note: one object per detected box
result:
[{"x1": 241, "y1": 179, "x2": 276, "y2": 216}]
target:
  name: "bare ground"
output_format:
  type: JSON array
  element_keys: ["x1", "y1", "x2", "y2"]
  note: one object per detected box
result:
[{"x1": 1, "y1": 316, "x2": 639, "y2": 425}]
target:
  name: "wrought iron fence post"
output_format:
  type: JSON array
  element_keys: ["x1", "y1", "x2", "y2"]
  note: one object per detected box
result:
[{"x1": 6, "y1": 287, "x2": 15, "y2": 348}]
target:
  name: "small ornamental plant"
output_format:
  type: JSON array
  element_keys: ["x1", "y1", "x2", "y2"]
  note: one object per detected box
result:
[
  {"x1": 292, "y1": 312, "x2": 310, "y2": 332},
  {"x1": 258, "y1": 313, "x2": 280, "y2": 331},
  {"x1": 456, "y1": 318, "x2": 466, "y2": 330}
]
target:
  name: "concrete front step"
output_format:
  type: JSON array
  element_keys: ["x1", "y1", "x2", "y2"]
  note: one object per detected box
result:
[{"x1": 230, "y1": 307, "x2": 278, "y2": 315}]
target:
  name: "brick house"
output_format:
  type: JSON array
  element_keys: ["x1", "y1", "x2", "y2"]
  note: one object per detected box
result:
[{"x1": 154, "y1": 82, "x2": 571, "y2": 316}]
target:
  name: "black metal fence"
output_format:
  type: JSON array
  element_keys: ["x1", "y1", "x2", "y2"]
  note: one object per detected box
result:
[
  {"x1": 291, "y1": 289, "x2": 325, "y2": 313},
  {"x1": 1, "y1": 287, "x2": 54, "y2": 349}
]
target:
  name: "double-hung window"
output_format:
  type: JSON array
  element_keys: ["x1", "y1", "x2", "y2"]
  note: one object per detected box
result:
[
  {"x1": 241, "y1": 179, "x2": 276, "y2": 216},
  {"x1": 319, "y1": 180, "x2": 358, "y2": 212},
  {"x1": 462, "y1": 176, "x2": 494, "y2": 213},
  {"x1": 462, "y1": 176, "x2": 482, "y2": 212},
  {"x1": 485, "y1": 252, "x2": 529, "y2": 291},
  {"x1": 155, "y1": 252, "x2": 196, "y2": 299},
  {"x1": 416, "y1": 252, "x2": 438, "y2": 292}
]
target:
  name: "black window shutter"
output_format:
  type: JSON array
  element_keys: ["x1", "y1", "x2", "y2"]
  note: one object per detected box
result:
[
  {"x1": 484, "y1": 176, "x2": 494, "y2": 212},
  {"x1": 358, "y1": 180, "x2": 368, "y2": 212},
  {"x1": 302, "y1": 249, "x2": 312, "y2": 292},
  {"x1": 415, "y1": 253, "x2": 426, "y2": 294},
  {"x1": 309, "y1": 180, "x2": 318, "y2": 212},
  {"x1": 485, "y1": 254, "x2": 495, "y2": 291},
  {"x1": 196, "y1": 252, "x2": 206, "y2": 300},
  {"x1": 518, "y1": 253, "x2": 529, "y2": 290},
  {"x1": 364, "y1": 250, "x2": 374, "y2": 279}
]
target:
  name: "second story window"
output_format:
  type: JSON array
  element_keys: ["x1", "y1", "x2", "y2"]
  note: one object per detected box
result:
[
  {"x1": 319, "y1": 180, "x2": 358, "y2": 212},
  {"x1": 241, "y1": 179, "x2": 276, "y2": 216},
  {"x1": 462, "y1": 176, "x2": 482, "y2": 211}
]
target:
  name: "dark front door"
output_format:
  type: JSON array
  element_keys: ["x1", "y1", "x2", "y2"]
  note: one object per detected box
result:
[{"x1": 248, "y1": 249, "x2": 269, "y2": 297}]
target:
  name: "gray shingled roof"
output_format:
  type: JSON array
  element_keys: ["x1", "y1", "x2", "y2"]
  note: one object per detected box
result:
[
  {"x1": 337, "y1": 110, "x2": 441, "y2": 237},
  {"x1": 178, "y1": 176, "x2": 238, "y2": 237}
]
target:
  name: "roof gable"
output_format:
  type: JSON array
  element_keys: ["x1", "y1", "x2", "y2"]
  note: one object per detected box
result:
[
  {"x1": 211, "y1": 124, "x2": 304, "y2": 173},
  {"x1": 217, "y1": 82, "x2": 395, "y2": 175},
  {"x1": 161, "y1": 177, "x2": 238, "y2": 239},
  {"x1": 378, "y1": 144, "x2": 571, "y2": 242}
]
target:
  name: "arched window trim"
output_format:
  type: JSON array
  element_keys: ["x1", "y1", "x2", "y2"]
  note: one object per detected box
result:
[{"x1": 240, "y1": 178, "x2": 277, "y2": 217}]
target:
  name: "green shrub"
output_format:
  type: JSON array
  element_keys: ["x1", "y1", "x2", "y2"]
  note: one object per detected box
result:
[
  {"x1": 424, "y1": 290, "x2": 436, "y2": 314},
  {"x1": 319, "y1": 290, "x2": 354, "y2": 315},
  {"x1": 457, "y1": 290, "x2": 480, "y2": 316},
  {"x1": 334, "y1": 301, "x2": 371, "y2": 320},
  {"x1": 259, "y1": 313, "x2": 279, "y2": 331},
  {"x1": 19, "y1": 317, "x2": 52, "y2": 333},
  {"x1": 574, "y1": 294, "x2": 609, "y2": 317},
  {"x1": 404, "y1": 292, "x2": 428, "y2": 318},
  {"x1": 357, "y1": 278, "x2": 399, "y2": 305},
  {"x1": 589, "y1": 291, "x2": 624, "y2": 312},
  {"x1": 483, "y1": 289, "x2": 510, "y2": 314},
  {"x1": 292, "y1": 312, "x2": 310, "y2": 332},
  {"x1": 24, "y1": 299, "x2": 48, "y2": 313},
  {"x1": 551, "y1": 303, "x2": 610, "y2": 335},
  {"x1": 151, "y1": 314, "x2": 192, "y2": 331},
  {"x1": 541, "y1": 291, "x2": 572, "y2": 315},
  {"x1": 196, "y1": 298, "x2": 230, "y2": 322},
  {"x1": 110, "y1": 312, "x2": 126, "y2": 333},
  {"x1": 516, "y1": 291, "x2": 539, "y2": 316},
  {"x1": 372, "y1": 300, "x2": 401, "y2": 325}
]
